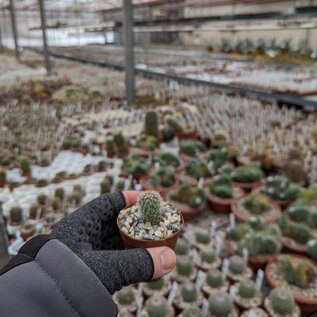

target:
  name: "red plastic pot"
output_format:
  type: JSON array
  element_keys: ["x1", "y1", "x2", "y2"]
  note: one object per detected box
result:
[
  {"x1": 129, "y1": 147, "x2": 158, "y2": 158},
  {"x1": 232, "y1": 180, "x2": 263, "y2": 193},
  {"x1": 280, "y1": 237, "x2": 308, "y2": 254},
  {"x1": 177, "y1": 128, "x2": 198, "y2": 140},
  {"x1": 265, "y1": 254, "x2": 317, "y2": 313}
]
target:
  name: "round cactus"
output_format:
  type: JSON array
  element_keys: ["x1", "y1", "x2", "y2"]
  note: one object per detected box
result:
[
  {"x1": 206, "y1": 268, "x2": 224, "y2": 288},
  {"x1": 183, "y1": 307, "x2": 203, "y2": 317},
  {"x1": 308, "y1": 239, "x2": 317, "y2": 261},
  {"x1": 138, "y1": 191, "x2": 162, "y2": 225},
  {"x1": 181, "y1": 282, "x2": 198, "y2": 303},
  {"x1": 287, "y1": 205, "x2": 310, "y2": 222},
  {"x1": 117, "y1": 287, "x2": 135, "y2": 306},
  {"x1": 208, "y1": 291, "x2": 233, "y2": 317},
  {"x1": 37, "y1": 193, "x2": 48, "y2": 206},
  {"x1": 269, "y1": 288, "x2": 295, "y2": 315},
  {"x1": 238, "y1": 279, "x2": 256, "y2": 299},
  {"x1": 145, "y1": 111, "x2": 159, "y2": 136},
  {"x1": 176, "y1": 256, "x2": 194, "y2": 276},
  {"x1": 146, "y1": 296, "x2": 169, "y2": 317},
  {"x1": 147, "y1": 277, "x2": 164, "y2": 291},
  {"x1": 229, "y1": 255, "x2": 245, "y2": 274},
  {"x1": 195, "y1": 230, "x2": 211, "y2": 244},
  {"x1": 10, "y1": 205, "x2": 23, "y2": 225},
  {"x1": 201, "y1": 249, "x2": 216, "y2": 264},
  {"x1": 175, "y1": 239, "x2": 189, "y2": 255},
  {"x1": 54, "y1": 188, "x2": 65, "y2": 201},
  {"x1": 100, "y1": 179, "x2": 112, "y2": 194}
]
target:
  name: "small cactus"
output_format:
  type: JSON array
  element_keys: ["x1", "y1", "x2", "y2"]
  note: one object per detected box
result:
[
  {"x1": 145, "y1": 111, "x2": 159, "y2": 136},
  {"x1": 115, "y1": 179, "x2": 125, "y2": 191},
  {"x1": 117, "y1": 287, "x2": 135, "y2": 306},
  {"x1": 10, "y1": 205, "x2": 23, "y2": 225},
  {"x1": 54, "y1": 188, "x2": 65, "y2": 201},
  {"x1": 100, "y1": 179, "x2": 111, "y2": 194},
  {"x1": 208, "y1": 291, "x2": 233, "y2": 317},
  {"x1": 229, "y1": 255, "x2": 245, "y2": 274},
  {"x1": 201, "y1": 249, "x2": 216, "y2": 264},
  {"x1": 238, "y1": 279, "x2": 256, "y2": 299},
  {"x1": 287, "y1": 205, "x2": 310, "y2": 222},
  {"x1": 175, "y1": 239, "x2": 189, "y2": 255},
  {"x1": 181, "y1": 282, "x2": 198, "y2": 303},
  {"x1": 37, "y1": 193, "x2": 48, "y2": 206},
  {"x1": 0, "y1": 168, "x2": 6, "y2": 185},
  {"x1": 138, "y1": 191, "x2": 162, "y2": 225},
  {"x1": 206, "y1": 268, "x2": 224, "y2": 288},
  {"x1": 147, "y1": 277, "x2": 164, "y2": 291},
  {"x1": 146, "y1": 296, "x2": 169, "y2": 317},
  {"x1": 268, "y1": 288, "x2": 295, "y2": 315},
  {"x1": 183, "y1": 307, "x2": 203, "y2": 317},
  {"x1": 176, "y1": 256, "x2": 194, "y2": 276},
  {"x1": 195, "y1": 230, "x2": 211, "y2": 244},
  {"x1": 20, "y1": 156, "x2": 31, "y2": 176},
  {"x1": 232, "y1": 164, "x2": 263, "y2": 183},
  {"x1": 286, "y1": 160, "x2": 305, "y2": 183}
]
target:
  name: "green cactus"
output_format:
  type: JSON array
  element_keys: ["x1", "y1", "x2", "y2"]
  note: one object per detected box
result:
[
  {"x1": 229, "y1": 255, "x2": 245, "y2": 274},
  {"x1": 243, "y1": 193, "x2": 271, "y2": 215},
  {"x1": 117, "y1": 287, "x2": 135, "y2": 306},
  {"x1": 113, "y1": 133, "x2": 128, "y2": 156},
  {"x1": 51, "y1": 197, "x2": 61, "y2": 211},
  {"x1": 300, "y1": 187, "x2": 317, "y2": 206},
  {"x1": 226, "y1": 224, "x2": 251, "y2": 242},
  {"x1": 20, "y1": 156, "x2": 31, "y2": 175},
  {"x1": 154, "y1": 152, "x2": 180, "y2": 168},
  {"x1": 308, "y1": 239, "x2": 317, "y2": 261},
  {"x1": 232, "y1": 164, "x2": 263, "y2": 183},
  {"x1": 68, "y1": 191, "x2": 82, "y2": 206},
  {"x1": 100, "y1": 179, "x2": 111, "y2": 194},
  {"x1": 212, "y1": 130, "x2": 229, "y2": 148},
  {"x1": 206, "y1": 268, "x2": 224, "y2": 288},
  {"x1": 0, "y1": 168, "x2": 6, "y2": 185},
  {"x1": 136, "y1": 134, "x2": 157, "y2": 151},
  {"x1": 207, "y1": 148, "x2": 229, "y2": 170},
  {"x1": 310, "y1": 210, "x2": 317, "y2": 228},
  {"x1": 280, "y1": 256, "x2": 295, "y2": 285},
  {"x1": 286, "y1": 160, "x2": 305, "y2": 183},
  {"x1": 29, "y1": 204, "x2": 39, "y2": 219},
  {"x1": 180, "y1": 140, "x2": 205, "y2": 158},
  {"x1": 287, "y1": 204, "x2": 310, "y2": 222},
  {"x1": 37, "y1": 193, "x2": 48, "y2": 206},
  {"x1": 138, "y1": 191, "x2": 162, "y2": 225},
  {"x1": 269, "y1": 288, "x2": 295, "y2": 315},
  {"x1": 161, "y1": 126, "x2": 176, "y2": 143},
  {"x1": 281, "y1": 221, "x2": 313, "y2": 244},
  {"x1": 201, "y1": 249, "x2": 216, "y2": 264},
  {"x1": 54, "y1": 188, "x2": 65, "y2": 201},
  {"x1": 146, "y1": 296, "x2": 169, "y2": 317},
  {"x1": 115, "y1": 179, "x2": 125, "y2": 191},
  {"x1": 106, "y1": 139, "x2": 116, "y2": 156},
  {"x1": 145, "y1": 111, "x2": 159, "y2": 136},
  {"x1": 170, "y1": 184, "x2": 205, "y2": 208},
  {"x1": 183, "y1": 307, "x2": 203, "y2": 317},
  {"x1": 208, "y1": 291, "x2": 233, "y2": 317},
  {"x1": 176, "y1": 256, "x2": 194, "y2": 276},
  {"x1": 195, "y1": 230, "x2": 211, "y2": 244},
  {"x1": 294, "y1": 260, "x2": 316, "y2": 289},
  {"x1": 166, "y1": 113, "x2": 186, "y2": 133},
  {"x1": 147, "y1": 277, "x2": 165, "y2": 291},
  {"x1": 185, "y1": 159, "x2": 211, "y2": 180},
  {"x1": 181, "y1": 282, "x2": 198, "y2": 303},
  {"x1": 175, "y1": 239, "x2": 189, "y2": 255},
  {"x1": 210, "y1": 184, "x2": 233, "y2": 199},
  {"x1": 10, "y1": 205, "x2": 23, "y2": 225},
  {"x1": 288, "y1": 147, "x2": 302, "y2": 161},
  {"x1": 124, "y1": 154, "x2": 150, "y2": 176},
  {"x1": 149, "y1": 167, "x2": 176, "y2": 188},
  {"x1": 248, "y1": 217, "x2": 263, "y2": 230},
  {"x1": 238, "y1": 279, "x2": 256, "y2": 299}
]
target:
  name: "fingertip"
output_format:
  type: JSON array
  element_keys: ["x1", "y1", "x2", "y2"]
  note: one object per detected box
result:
[{"x1": 123, "y1": 191, "x2": 141, "y2": 207}]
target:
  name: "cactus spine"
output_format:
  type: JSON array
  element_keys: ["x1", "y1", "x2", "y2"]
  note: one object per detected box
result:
[{"x1": 138, "y1": 191, "x2": 162, "y2": 225}]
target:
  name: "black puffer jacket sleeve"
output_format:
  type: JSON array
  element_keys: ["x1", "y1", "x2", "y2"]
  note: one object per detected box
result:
[{"x1": 0, "y1": 235, "x2": 118, "y2": 317}]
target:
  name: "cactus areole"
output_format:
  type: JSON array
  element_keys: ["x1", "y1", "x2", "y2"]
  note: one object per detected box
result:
[{"x1": 117, "y1": 191, "x2": 183, "y2": 249}]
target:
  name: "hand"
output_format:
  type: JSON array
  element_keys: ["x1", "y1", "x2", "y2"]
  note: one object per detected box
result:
[{"x1": 50, "y1": 191, "x2": 176, "y2": 294}]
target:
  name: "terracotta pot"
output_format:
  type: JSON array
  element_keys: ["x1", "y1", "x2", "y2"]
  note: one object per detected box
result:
[
  {"x1": 206, "y1": 189, "x2": 244, "y2": 214},
  {"x1": 231, "y1": 200, "x2": 281, "y2": 224},
  {"x1": 117, "y1": 210, "x2": 184, "y2": 250},
  {"x1": 272, "y1": 198, "x2": 292, "y2": 210},
  {"x1": 280, "y1": 237, "x2": 308, "y2": 254},
  {"x1": 22, "y1": 171, "x2": 31, "y2": 178},
  {"x1": 179, "y1": 154, "x2": 196, "y2": 165},
  {"x1": 232, "y1": 180, "x2": 263, "y2": 193},
  {"x1": 168, "y1": 198, "x2": 206, "y2": 222},
  {"x1": 265, "y1": 254, "x2": 317, "y2": 313},
  {"x1": 21, "y1": 229, "x2": 36, "y2": 242},
  {"x1": 140, "y1": 178, "x2": 179, "y2": 198},
  {"x1": 177, "y1": 128, "x2": 198, "y2": 140},
  {"x1": 129, "y1": 146, "x2": 158, "y2": 158}
]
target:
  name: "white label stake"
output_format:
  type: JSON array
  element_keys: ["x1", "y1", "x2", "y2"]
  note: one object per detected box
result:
[
  {"x1": 210, "y1": 221, "x2": 217, "y2": 237},
  {"x1": 167, "y1": 281, "x2": 178, "y2": 305},
  {"x1": 222, "y1": 258, "x2": 229, "y2": 279},
  {"x1": 255, "y1": 269, "x2": 264, "y2": 291},
  {"x1": 230, "y1": 214, "x2": 236, "y2": 228},
  {"x1": 242, "y1": 248, "x2": 249, "y2": 266},
  {"x1": 195, "y1": 270, "x2": 206, "y2": 290},
  {"x1": 202, "y1": 298, "x2": 209, "y2": 316}
]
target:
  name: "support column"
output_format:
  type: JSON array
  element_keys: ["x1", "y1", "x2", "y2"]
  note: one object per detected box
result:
[
  {"x1": 122, "y1": 0, "x2": 135, "y2": 106},
  {"x1": 39, "y1": 0, "x2": 51, "y2": 74},
  {"x1": 9, "y1": 0, "x2": 19, "y2": 60}
]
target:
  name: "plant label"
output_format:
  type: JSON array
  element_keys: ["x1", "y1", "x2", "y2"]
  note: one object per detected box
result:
[
  {"x1": 229, "y1": 285, "x2": 237, "y2": 299},
  {"x1": 229, "y1": 214, "x2": 236, "y2": 228},
  {"x1": 255, "y1": 269, "x2": 264, "y2": 291},
  {"x1": 222, "y1": 258, "x2": 229, "y2": 279},
  {"x1": 167, "y1": 281, "x2": 178, "y2": 305},
  {"x1": 210, "y1": 221, "x2": 217, "y2": 237},
  {"x1": 248, "y1": 310, "x2": 256, "y2": 317},
  {"x1": 202, "y1": 298, "x2": 209, "y2": 316},
  {"x1": 243, "y1": 248, "x2": 249, "y2": 266},
  {"x1": 195, "y1": 270, "x2": 206, "y2": 290},
  {"x1": 137, "y1": 282, "x2": 144, "y2": 296},
  {"x1": 154, "y1": 162, "x2": 160, "y2": 170},
  {"x1": 136, "y1": 297, "x2": 143, "y2": 317},
  {"x1": 215, "y1": 235, "x2": 223, "y2": 256},
  {"x1": 198, "y1": 177, "x2": 204, "y2": 189},
  {"x1": 134, "y1": 183, "x2": 142, "y2": 191}
]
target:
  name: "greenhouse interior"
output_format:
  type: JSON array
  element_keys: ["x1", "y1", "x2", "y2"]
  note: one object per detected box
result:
[{"x1": 1, "y1": 0, "x2": 317, "y2": 316}]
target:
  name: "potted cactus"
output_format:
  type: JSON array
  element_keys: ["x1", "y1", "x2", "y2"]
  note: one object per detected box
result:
[
  {"x1": 232, "y1": 164, "x2": 263, "y2": 192},
  {"x1": 20, "y1": 156, "x2": 31, "y2": 177},
  {"x1": 0, "y1": 168, "x2": 6, "y2": 187},
  {"x1": 227, "y1": 255, "x2": 252, "y2": 282},
  {"x1": 208, "y1": 291, "x2": 238, "y2": 317},
  {"x1": 264, "y1": 288, "x2": 300, "y2": 317},
  {"x1": 144, "y1": 111, "x2": 159, "y2": 137},
  {"x1": 165, "y1": 112, "x2": 197, "y2": 140},
  {"x1": 37, "y1": 193, "x2": 48, "y2": 206},
  {"x1": 117, "y1": 191, "x2": 183, "y2": 249},
  {"x1": 115, "y1": 286, "x2": 137, "y2": 315},
  {"x1": 9, "y1": 205, "x2": 23, "y2": 227},
  {"x1": 143, "y1": 295, "x2": 174, "y2": 317},
  {"x1": 141, "y1": 167, "x2": 177, "y2": 196},
  {"x1": 180, "y1": 140, "x2": 206, "y2": 163},
  {"x1": 180, "y1": 307, "x2": 203, "y2": 317},
  {"x1": 154, "y1": 152, "x2": 182, "y2": 172},
  {"x1": 300, "y1": 186, "x2": 317, "y2": 207},
  {"x1": 21, "y1": 222, "x2": 36, "y2": 241},
  {"x1": 202, "y1": 268, "x2": 229, "y2": 296},
  {"x1": 143, "y1": 276, "x2": 171, "y2": 297},
  {"x1": 232, "y1": 192, "x2": 281, "y2": 224},
  {"x1": 175, "y1": 238, "x2": 189, "y2": 255},
  {"x1": 278, "y1": 204, "x2": 315, "y2": 253},
  {"x1": 174, "y1": 282, "x2": 203, "y2": 311},
  {"x1": 233, "y1": 279, "x2": 262, "y2": 309},
  {"x1": 171, "y1": 255, "x2": 197, "y2": 283},
  {"x1": 196, "y1": 247, "x2": 221, "y2": 271},
  {"x1": 168, "y1": 185, "x2": 206, "y2": 221},
  {"x1": 265, "y1": 254, "x2": 317, "y2": 313},
  {"x1": 106, "y1": 139, "x2": 116, "y2": 158},
  {"x1": 100, "y1": 179, "x2": 112, "y2": 194},
  {"x1": 115, "y1": 179, "x2": 126, "y2": 191},
  {"x1": 54, "y1": 188, "x2": 65, "y2": 201},
  {"x1": 308, "y1": 239, "x2": 317, "y2": 261},
  {"x1": 240, "y1": 308, "x2": 268, "y2": 317},
  {"x1": 122, "y1": 154, "x2": 150, "y2": 179},
  {"x1": 113, "y1": 133, "x2": 129, "y2": 158},
  {"x1": 192, "y1": 229, "x2": 212, "y2": 250},
  {"x1": 206, "y1": 147, "x2": 229, "y2": 172},
  {"x1": 179, "y1": 159, "x2": 211, "y2": 186},
  {"x1": 131, "y1": 134, "x2": 158, "y2": 157},
  {"x1": 36, "y1": 178, "x2": 49, "y2": 188},
  {"x1": 206, "y1": 173, "x2": 244, "y2": 213},
  {"x1": 29, "y1": 204, "x2": 45, "y2": 220},
  {"x1": 260, "y1": 176, "x2": 301, "y2": 209}
]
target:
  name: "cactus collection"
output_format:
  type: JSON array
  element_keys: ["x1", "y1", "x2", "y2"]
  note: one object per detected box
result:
[
  {"x1": 169, "y1": 184, "x2": 206, "y2": 208},
  {"x1": 149, "y1": 167, "x2": 176, "y2": 188}
]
